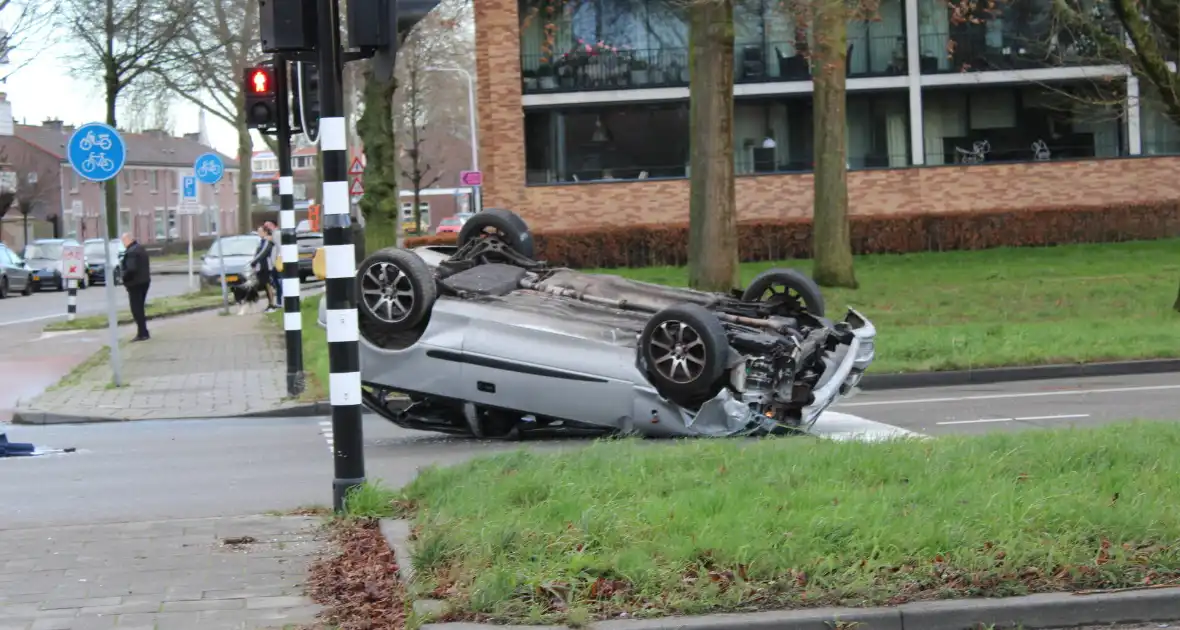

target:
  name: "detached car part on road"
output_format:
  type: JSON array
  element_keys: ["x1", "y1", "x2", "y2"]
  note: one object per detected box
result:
[{"x1": 318, "y1": 209, "x2": 876, "y2": 439}]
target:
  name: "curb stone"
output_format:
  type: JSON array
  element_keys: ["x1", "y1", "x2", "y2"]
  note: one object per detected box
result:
[
  {"x1": 421, "y1": 587, "x2": 1180, "y2": 629},
  {"x1": 860, "y1": 358, "x2": 1180, "y2": 390},
  {"x1": 10, "y1": 398, "x2": 407, "y2": 425}
]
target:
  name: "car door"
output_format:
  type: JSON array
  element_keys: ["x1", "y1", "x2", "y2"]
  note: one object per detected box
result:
[{"x1": 0, "y1": 246, "x2": 22, "y2": 292}]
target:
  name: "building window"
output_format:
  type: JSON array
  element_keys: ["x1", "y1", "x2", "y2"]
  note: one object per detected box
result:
[
  {"x1": 69, "y1": 170, "x2": 79, "y2": 193},
  {"x1": 1140, "y1": 88, "x2": 1180, "y2": 156},
  {"x1": 922, "y1": 81, "x2": 1125, "y2": 165},
  {"x1": 122, "y1": 171, "x2": 132, "y2": 193},
  {"x1": 523, "y1": 92, "x2": 910, "y2": 184},
  {"x1": 150, "y1": 171, "x2": 159, "y2": 193},
  {"x1": 154, "y1": 207, "x2": 167, "y2": 240}
]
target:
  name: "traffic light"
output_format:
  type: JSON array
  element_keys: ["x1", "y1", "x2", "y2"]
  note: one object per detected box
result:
[
  {"x1": 347, "y1": 0, "x2": 441, "y2": 49},
  {"x1": 259, "y1": 0, "x2": 317, "y2": 52},
  {"x1": 291, "y1": 61, "x2": 321, "y2": 138},
  {"x1": 244, "y1": 65, "x2": 278, "y2": 130}
]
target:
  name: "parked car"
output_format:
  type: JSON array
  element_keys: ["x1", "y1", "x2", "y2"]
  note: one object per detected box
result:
[
  {"x1": 293, "y1": 220, "x2": 322, "y2": 282},
  {"x1": 434, "y1": 216, "x2": 465, "y2": 235},
  {"x1": 200, "y1": 234, "x2": 262, "y2": 288},
  {"x1": 23, "y1": 239, "x2": 86, "y2": 291},
  {"x1": 0, "y1": 242, "x2": 34, "y2": 298},
  {"x1": 83, "y1": 238, "x2": 126, "y2": 286}
]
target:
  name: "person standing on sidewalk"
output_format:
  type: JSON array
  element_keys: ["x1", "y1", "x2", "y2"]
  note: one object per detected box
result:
[
  {"x1": 120, "y1": 232, "x2": 151, "y2": 342},
  {"x1": 265, "y1": 220, "x2": 282, "y2": 303}
]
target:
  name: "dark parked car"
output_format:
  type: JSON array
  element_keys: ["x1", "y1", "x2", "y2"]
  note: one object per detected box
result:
[
  {"x1": 0, "y1": 243, "x2": 34, "y2": 298},
  {"x1": 24, "y1": 239, "x2": 87, "y2": 291},
  {"x1": 84, "y1": 238, "x2": 126, "y2": 286}
]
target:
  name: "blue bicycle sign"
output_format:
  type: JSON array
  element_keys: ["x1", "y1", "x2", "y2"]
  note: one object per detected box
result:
[
  {"x1": 194, "y1": 152, "x2": 224, "y2": 185},
  {"x1": 67, "y1": 123, "x2": 126, "y2": 182}
]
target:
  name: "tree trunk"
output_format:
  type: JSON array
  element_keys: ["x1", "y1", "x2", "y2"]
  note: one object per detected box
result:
[
  {"x1": 686, "y1": 0, "x2": 739, "y2": 293},
  {"x1": 1173, "y1": 278, "x2": 1180, "y2": 312},
  {"x1": 105, "y1": 79, "x2": 120, "y2": 239},
  {"x1": 810, "y1": 0, "x2": 857, "y2": 289},
  {"x1": 235, "y1": 93, "x2": 254, "y2": 234},
  {"x1": 356, "y1": 59, "x2": 399, "y2": 251}
]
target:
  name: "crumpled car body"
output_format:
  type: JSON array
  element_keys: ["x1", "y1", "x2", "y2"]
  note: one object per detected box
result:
[{"x1": 319, "y1": 237, "x2": 876, "y2": 440}]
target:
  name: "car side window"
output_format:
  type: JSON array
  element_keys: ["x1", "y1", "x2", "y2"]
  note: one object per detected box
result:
[{"x1": 0, "y1": 247, "x2": 12, "y2": 265}]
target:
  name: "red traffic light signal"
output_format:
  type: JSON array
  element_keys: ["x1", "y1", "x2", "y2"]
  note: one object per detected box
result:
[{"x1": 248, "y1": 67, "x2": 274, "y2": 95}]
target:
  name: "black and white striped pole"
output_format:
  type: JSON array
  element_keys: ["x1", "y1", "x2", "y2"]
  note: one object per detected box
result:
[
  {"x1": 275, "y1": 53, "x2": 305, "y2": 397},
  {"x1": 66, "y1": 279, "x2": 77, "y2": 322},
  {"x1": 316, "y1": 0, "x2": 366, "y2": 511}
]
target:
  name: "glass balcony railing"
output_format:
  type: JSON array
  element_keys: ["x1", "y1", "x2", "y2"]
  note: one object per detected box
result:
[
  {"x1": 917, "y1": 28, "x2": 1116, "y2": 73},
  {"x1": 521, "y1": 34, "x2": 907, "y2": 94}
]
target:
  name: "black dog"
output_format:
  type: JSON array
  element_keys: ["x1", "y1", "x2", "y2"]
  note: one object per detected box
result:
[{"x1": 230, "y1": 269, "x2": 265, "y2": 315}]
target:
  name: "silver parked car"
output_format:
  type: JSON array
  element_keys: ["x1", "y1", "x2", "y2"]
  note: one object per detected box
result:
[
  {"x1": 319, "y1": 208, "x2": 877, "y2": 440},
  {"x1": 200, "y1": 234, "x2": 262, "y2": 287},
  {"x1": 0, "y1": 243, "x2": 34, "y2": 298}
]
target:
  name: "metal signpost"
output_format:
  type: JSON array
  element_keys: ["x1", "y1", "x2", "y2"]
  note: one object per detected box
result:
[
  {"x1": 180, "y1": 175, "x2": 199, "y2": 291},
  {"x1": 62, "y1": 243, "x2": 84, "y2": 322},
  {"x1": 66, "y1": 123, "x2": 126, "y2": 386},
  {"x1": 194, "y1": 153, "x2": 227, "y2": 314}
]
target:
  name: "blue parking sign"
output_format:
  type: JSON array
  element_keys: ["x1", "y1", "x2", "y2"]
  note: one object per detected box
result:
[
  {"x1": 194, "y1": 153, "x2": 224, "y2": 185},
  {"x1": 67, "y1": 123, "x2": 126, "y2": 182},
  {"x1": 182, "y1": 175, "x2": 197, "y2": 201}
]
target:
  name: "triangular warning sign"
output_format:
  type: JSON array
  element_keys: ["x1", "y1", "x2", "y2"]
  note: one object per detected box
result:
[
  {"x1": 349, "y1": 177, "x2": 364, "y2": 196},
  {"x1": 348, "y1": 157, "x2": 364, "y2": 175}
]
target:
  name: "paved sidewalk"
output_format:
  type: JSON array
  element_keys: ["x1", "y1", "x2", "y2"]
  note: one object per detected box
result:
[
  {"x1": 13, "y1": 309, "x2": 312, "y2": 424},
  {"x1": 0, "y1": 515, "x2": 324, "y2": 630}
]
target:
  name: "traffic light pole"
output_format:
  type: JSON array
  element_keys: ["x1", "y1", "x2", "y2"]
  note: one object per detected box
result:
[
  {"x1": 317, "y1": 0, "x2": 366, "y2": 512},
  {"x1": 275, "y1": 53, "x2": 305, "y2": 398}
]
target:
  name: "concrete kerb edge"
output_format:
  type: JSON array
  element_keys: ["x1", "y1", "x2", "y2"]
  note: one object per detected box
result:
[
  {"x1": 859, "y1": 358, "x2": 1180, "y2": 390},
  {"x1": 420, "y1": 587, "x2": 1180, "y2": 630}
]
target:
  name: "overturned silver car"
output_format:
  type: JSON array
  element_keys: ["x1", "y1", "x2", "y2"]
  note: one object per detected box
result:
[{"x1": 318, "y1": 208, "x2": 876, "y2": 439}]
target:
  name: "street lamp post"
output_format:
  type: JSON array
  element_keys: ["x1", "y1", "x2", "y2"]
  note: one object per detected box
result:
[{"x1": 424, "y1": 65, "x2": 480, "y2": 213}]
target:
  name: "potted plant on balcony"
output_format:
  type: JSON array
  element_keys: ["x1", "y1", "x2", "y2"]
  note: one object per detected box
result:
[
  {"x1": 521, "y1": 68, "x2": 538, "y2": 91},
  {"x1": 630, "y1": 58, "x2": 649, "y2": 85},
  {"x1": 537, "y1": 64, "x2": 557, "y2": 90}
]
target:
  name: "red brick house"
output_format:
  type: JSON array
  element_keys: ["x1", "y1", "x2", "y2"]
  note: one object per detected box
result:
[{"x1": 0, "y1": 94, "x2": 240, "y2": 250}]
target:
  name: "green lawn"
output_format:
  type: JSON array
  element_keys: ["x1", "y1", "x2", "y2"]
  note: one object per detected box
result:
[
  {"x1": 44, "y1": 289, "x2": 227, "y2": 331},
  {"x1": 384, "y1": 422, "x2": 1180, "y2": 624},
  {"x1": 601, "y1": 240, "x2": 1180, "y2": 373}
]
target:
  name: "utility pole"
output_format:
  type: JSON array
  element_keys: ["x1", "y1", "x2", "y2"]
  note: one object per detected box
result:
[
  {"x1": 275, "y1": 53, "x2": 305, "y2": 398},
  {"x1": 316, "y1": 0, "x2": 366, "y2": 512}
]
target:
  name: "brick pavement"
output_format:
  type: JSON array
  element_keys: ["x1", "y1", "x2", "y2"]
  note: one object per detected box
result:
[
  {"x1": 0, "y1": 516, "x2": 324, "y2": 630},
  {"x1": 14, "y1": 309, "x2": 310, "y2": 423}
]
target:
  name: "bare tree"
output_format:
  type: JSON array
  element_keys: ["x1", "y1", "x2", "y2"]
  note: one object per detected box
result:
[
  {"x1": 149, "y1": 0, "x2": 260, "y2": 233},
  {"x1": 0, "y1": 0, "x2": 57, "y2": 82},
  {"x1": 686, "y1": 0, "x2": 739, "y2": 292},
  {"x1": 809, "y1": 0, "x2": 857, "y2": 288},
  {"x1": 14, "y1": 161, "x2": 54, "y2": 245},
  {"x1": 393, "y1": 7, "x2": 472, "y2": 235},
  {"x1": 121, "y1": 74, "x2": 174, "y2": 133},
  {"x1": 58, "y1": 0, "x2": 196, "y2": 236}
]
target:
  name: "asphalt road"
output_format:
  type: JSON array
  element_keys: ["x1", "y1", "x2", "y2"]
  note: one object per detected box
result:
[
  {"x1": 3, "y1": 371, "x2": 1178, "y2": 529},
  {"x1": 0, "y1": 273, "x2": 196, "y2": 328}
]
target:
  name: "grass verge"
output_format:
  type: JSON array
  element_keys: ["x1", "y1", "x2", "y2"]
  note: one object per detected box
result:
[
  {"x1": 266, "y1": 294, "x2": 328, "y2": 402},
  {"x1": 48, "y1": 346, "x2": 112, "y2": 391},
  {"x1": 45, "y1": 289, "x2": 227, "y2": 331},
  {"x1": 603, "y1": 239, "x2": 1180, "y2": 373},
  {"x1": 395, "y1": 422, "x2": 1180, "y2": 624}
]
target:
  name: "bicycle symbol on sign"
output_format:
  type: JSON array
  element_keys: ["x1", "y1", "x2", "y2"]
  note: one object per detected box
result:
[
  {"x1": 81, "y1": 152, "x2": 114, "y2": 174},
  {"x1": 197, "y1": 160, "x2": 222, "y2": 178},
  {"x1": 78, "y1": 131, "x2": 113, "y2": 152}
]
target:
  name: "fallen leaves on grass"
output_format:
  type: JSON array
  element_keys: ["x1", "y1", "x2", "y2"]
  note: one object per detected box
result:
[{"x1": 306, "y1": 520, "x2": 405, "y2": 630}]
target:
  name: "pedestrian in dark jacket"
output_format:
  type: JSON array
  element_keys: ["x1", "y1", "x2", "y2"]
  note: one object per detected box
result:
[
  {"x1": 249, "y1": 225, "x2": 277, "y2": 311},
  {"x1": 120, "y1": 233, "x2": 151, "y2": 341}
]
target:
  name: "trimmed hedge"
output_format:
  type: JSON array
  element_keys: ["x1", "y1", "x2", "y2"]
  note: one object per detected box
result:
[{"x1": 405, "y1": 203, "x2": 1180, "y2": 268}]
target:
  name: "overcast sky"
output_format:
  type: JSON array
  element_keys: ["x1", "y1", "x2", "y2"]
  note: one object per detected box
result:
[{"x1": 4, "y1": 33, "x2": 241, "y2": 157}]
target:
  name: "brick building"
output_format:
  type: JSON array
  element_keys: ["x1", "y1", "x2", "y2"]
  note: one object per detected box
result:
[
  {"x1": 0, "y1": 94, "x2": 240, "y2": 249},
  {"x1": 473, "y1": 0, "x2": 1180, "y2": 231}
]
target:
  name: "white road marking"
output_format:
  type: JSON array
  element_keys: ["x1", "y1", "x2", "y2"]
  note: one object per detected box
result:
[
  {"x1": 936, "y1": 413, "x2": 1090, "y2": 426},
  {"x1": 318, "y1": 420, "x2": 334, "y2": 453},
  {"x1": 838, "y1": 384, "x2": 1180, "y2": 408},
  {"x1": 0, "y1": 313, "x2": 64, "y2": 328}
]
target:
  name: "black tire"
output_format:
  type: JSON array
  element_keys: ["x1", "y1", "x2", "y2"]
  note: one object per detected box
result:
[
  {"x1": 78, "y1": 277, "x2": 87, "y2": 290},
  {"x1": 0, "y1": 276, "x2": 7, "y2": 299},
  {"x1": 56, "y1": 278, "x2": 64, "y2": 291},
  {"x1": 457, "y1": 208, "x2": 535, "y2": 259},
  {"x1": 638, "y1": 303, "x2": 730, "y2": 407},
  {"x1": 21, "y1": 276, "x2": 32, "y2": 296},
  {"x1": 356, "y1": 247, "x2": 437, "y2": 332},
  {"x1": 741, "y1": 268, "x2": 826, "y2": 317}
]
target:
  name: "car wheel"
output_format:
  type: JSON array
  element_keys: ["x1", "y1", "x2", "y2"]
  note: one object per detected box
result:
[
  {"x1": 741, "y1": 268, "x2": 826, "y2": 317},
  {"x1": 456, "y1": 208, "x2": 535, "y2": 259},
  {"x1": 0, "y1": 276, "x2": 7, "y2": 299},
  {"x1": 21, "y1": 276, "x2": 32, "y2": 296},
  {"x1": 638, "y1": 303, "x2": 729, "y2": 408},
  {"x1": 356, "y1": 247, "x2": 437, "y2": 332},
  {"x1": 78, "y1": 277, "x2": 87, "y2": 290}
]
